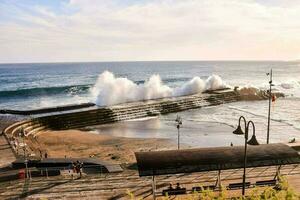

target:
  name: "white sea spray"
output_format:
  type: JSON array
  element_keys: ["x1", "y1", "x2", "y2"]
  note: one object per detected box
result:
[{"x1": 91, "y1": 71, "x2": 227, "y2": 106}]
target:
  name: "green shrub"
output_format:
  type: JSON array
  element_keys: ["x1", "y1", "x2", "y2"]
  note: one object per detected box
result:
[{"x1": 126, "y1": 176, "x2": 299, "y2": 199}]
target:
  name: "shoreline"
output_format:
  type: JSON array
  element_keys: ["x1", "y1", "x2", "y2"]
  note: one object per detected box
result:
[{"x1": 32, "y1": 129, "x2": 175, "y2": 164}]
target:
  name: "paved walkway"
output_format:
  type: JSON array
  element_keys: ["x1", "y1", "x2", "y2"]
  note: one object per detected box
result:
[
  {"x1": 0, "y1": 165, "x2": 299, "y2": 199},
  {"x1": 0, "y1": 116, "x2": 18, "y2": 168},
  {"x1": 0, "y1": 135, "x2": 16, "y2": 168}
]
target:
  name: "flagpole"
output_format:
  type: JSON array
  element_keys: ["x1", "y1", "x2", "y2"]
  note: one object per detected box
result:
[{"x1": 266, "y1": 69, "x2": 272, "y2": 144}]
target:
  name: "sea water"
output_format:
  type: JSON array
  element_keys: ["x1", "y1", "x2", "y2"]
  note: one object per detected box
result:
[{"x1": 0, "y1": 61, "x2": 299, "y2": 146}]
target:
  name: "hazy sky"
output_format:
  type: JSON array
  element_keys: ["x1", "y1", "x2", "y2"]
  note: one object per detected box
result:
[{"x1": 1, "y1": 0, "x2": 300, "y2": 63}]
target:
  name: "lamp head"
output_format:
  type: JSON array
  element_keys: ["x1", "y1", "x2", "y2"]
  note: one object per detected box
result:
[
  {"x1": 247, "y1": 134, "x2": 260, "y2": 145},
  {"x1": 233, "y1": 125, "x2": 244, "y2": 135},
  {"x1": 175, "y1": 115, "x2": 182, "y2": 124}
]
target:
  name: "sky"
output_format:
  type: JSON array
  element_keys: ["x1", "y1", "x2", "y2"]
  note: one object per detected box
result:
[{"x1": 0, "y1": 0, "x2": 300, "y2": 63}]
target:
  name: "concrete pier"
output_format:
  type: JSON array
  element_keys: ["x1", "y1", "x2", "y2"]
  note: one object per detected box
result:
[
  {"x1": 2, "y1": 88, "x2": 287, "y2": 159},
  {"x1": 4, "y1": 89, "x2": 240, "y2": 139}
]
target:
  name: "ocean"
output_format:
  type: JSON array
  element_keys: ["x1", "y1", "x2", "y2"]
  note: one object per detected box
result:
[{"x1": 0, "y1": 61, "x2": 299, "y2": 147}]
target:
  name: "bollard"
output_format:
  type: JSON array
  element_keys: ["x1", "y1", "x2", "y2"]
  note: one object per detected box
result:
[
  {"x1": 29, "y1": 168, "x2": 32, "y2": 179},
  {"x1": 46, "y1": 168, "x2": 49, "y2": 179}
]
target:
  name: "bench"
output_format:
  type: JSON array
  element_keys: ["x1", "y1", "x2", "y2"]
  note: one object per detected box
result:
[
  {"x1": 256, "y1": 180, "x2": 277, "y2": 187},
  {"x1": 192, "y1": 185, "x2": 216, "y2": 192},
  {"x1": 162, "y1": 188, "x2": 187, "y2": 196},
  {"x1": 227, "y1": 182, "x2": 251, "y2": 190}
]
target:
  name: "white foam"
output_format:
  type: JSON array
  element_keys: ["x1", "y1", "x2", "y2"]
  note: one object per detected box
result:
[
  {"x1": 274, "y1": 79, "x2": 300, "y2": 98},
  {"x1": 276, "y1": 79, "x2": 300, "y2": 90},
  {"x1": 280, "y1": 83, "x2": 294, "y2": 89},
  {"x1": 91, "y1": 71, "x2": 227, "y2": 106},
  {"x1": 172, "y1": 77, "x2": 205, "y2": 96},
  {"x1": 125, "y1": 116, "x2": 158, "y2": 122},
  {"x1": 205, "y1": 75, "x2": 226, "y2": 90}
]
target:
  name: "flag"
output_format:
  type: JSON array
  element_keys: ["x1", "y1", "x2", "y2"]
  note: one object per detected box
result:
[
  {"x1": 272, "y1": 94, "x2": 276, "y2": 111},
  {"x1": 272, "y1": 94, "x2": 276, "y2": 102}
]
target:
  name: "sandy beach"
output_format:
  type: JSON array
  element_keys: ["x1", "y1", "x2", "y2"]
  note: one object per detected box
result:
[{"x1": 33, "y1": 129, "x2": 175, "y2": 164}]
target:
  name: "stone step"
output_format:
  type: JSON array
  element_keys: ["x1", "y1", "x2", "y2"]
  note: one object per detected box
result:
[{"x1": 3, "y1": 90, "x2": 242, "y2": 151}]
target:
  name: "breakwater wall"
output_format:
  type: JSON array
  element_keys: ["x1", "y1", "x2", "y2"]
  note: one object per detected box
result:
[
  {"x1": 0, "y1": 103, "x2": 95, "y2": 115},
  {"x1": 3, "y1": 88, "x2": 287, "y2": 159},
  {"x1": 3, "y1": 89, "x2": 241, "y2": 140}
]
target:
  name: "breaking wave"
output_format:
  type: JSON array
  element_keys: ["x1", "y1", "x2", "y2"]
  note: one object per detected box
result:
[
  {"x1": 91, "y1": 71, "x2": 228, "y2": 106},
  {"x1": 280, "y1": 79, "x2": 300, "y2": 89},
  {"x1": 0, "y1": 84, "x2": 92, "y2": 99}
]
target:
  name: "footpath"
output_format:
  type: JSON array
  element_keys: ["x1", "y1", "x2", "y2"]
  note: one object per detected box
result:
[{"x1": 0, "y1": 134, "x2": 15, "y2": 168}]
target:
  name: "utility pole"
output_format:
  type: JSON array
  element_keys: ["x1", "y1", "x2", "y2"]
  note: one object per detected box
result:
[
  {"x1": 175, "y1": 115, "x2": 182, "y2": 150},
  {"x1": 20, "y1": 128, "x2": 29, "y2": 179},
  {"x1": 266, "y1": 69, "x2": 273, "y2": 144}
]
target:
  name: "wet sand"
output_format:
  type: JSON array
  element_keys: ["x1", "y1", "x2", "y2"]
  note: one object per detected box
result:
[
  {"x1": 35, "y1": 129, "x2": 175, "y2": 164},
  {"x1": 88, "y1": 116, "x2": 245, "y2": 148},
  {"x1": 32, "y1": 115, "x2": 243, "y2": 165}
]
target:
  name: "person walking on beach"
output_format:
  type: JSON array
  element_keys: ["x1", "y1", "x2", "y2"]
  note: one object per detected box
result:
[
  {"x1": 39, "y1": 149, "x2": 42, "y2": 160},
  {"x1": 71, "y1": 162, "x2": 76, "y2": 179},
  {"x1": 79, "y1": 161, "x2": 83, "y2": 178},
  {"x1": 75, "y1": 160, "x2": 83, "y2": 178},
  {"x1": 176, "y1": 183, "x2": 181, "y2": 190},
  {"x1": 72, "y1": 162, "x2": 76, "y2": 172}
]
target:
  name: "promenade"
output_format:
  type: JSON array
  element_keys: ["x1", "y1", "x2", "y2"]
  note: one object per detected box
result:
[
  {"x1": 0, "y1": 165, "x2": 299, "y2": 199},
  {"x1": 0, "y1": 135, "x2": 15, "y2": 168}
]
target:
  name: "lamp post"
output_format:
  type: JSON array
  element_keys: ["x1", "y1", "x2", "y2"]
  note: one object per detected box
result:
[
  {"x1": 233, "y1": 116, "x2": 259, "y2": 196},
  {"x1": 175, "y1": 115, "x2": 182, "y2": 150},
  {"x1": 266, "y1": 69, "x2": 274, "y2": 144},
  {"x1": 19, "y1": 128, "x2": 29, "y2": 179}
]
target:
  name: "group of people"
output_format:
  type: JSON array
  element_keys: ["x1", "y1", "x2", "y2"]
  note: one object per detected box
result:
[
  {"x1": 72, "y1": 160, "x2": 83, "y2": 178},
  {"x1": 38, "y1": 149, "x2": 48, "y2": 159},
  {"x1": 168, "y1": 183, "x2": 182, "y2": 190}
]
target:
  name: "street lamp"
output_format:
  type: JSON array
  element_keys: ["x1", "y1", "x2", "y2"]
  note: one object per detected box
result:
[
  {"x1": 175, "y1": 115, "x2": 182, "y2": 150},
  {"x1": 266, "y1": 69, "x2": 275, "y2": 144},
  {"x1": 233, "y1": 116, "x2": 259, "y2": 196},
  {"x1": 19, "y1": 128, "x2": 29, "y2": 179}
]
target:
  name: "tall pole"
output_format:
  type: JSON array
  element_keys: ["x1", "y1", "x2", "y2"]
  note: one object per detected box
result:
[
  {"x1": 21, "y1": 129, "x2": 29, "y2": 179},
  {"x1": 232, "y1": 116, "x2": 248, "y2": 195},
  {"x1": 177, "y1": 125, "x2": 180, "y2": 150},
  {"x1": 242, "y1": 125, "x2": 248, "y2": 196},
  {"x1": 267, "y1": 69, "x2": 272, "y2": 144},
  {"x1": 152, "y1": 176, "x2": 156, "y2": 200},
  {"x1": 233, "y1": 117, "x2": 258, "y2": 196},
  {"x1": 175, "y1": 115, "x2": 182, "y2": 150}
]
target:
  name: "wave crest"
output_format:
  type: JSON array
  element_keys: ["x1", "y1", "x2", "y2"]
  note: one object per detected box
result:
[
  {"x1": 0, "y1": 84, "x2": 91, "y2": 99},
  {"x1": 91, "y1": 71, "x2": 227, "y2": 106}
]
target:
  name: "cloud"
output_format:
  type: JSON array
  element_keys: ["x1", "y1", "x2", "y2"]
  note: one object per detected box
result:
[{"x1": 0, "y1": 0, "x2": 300, "y2": 63}]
